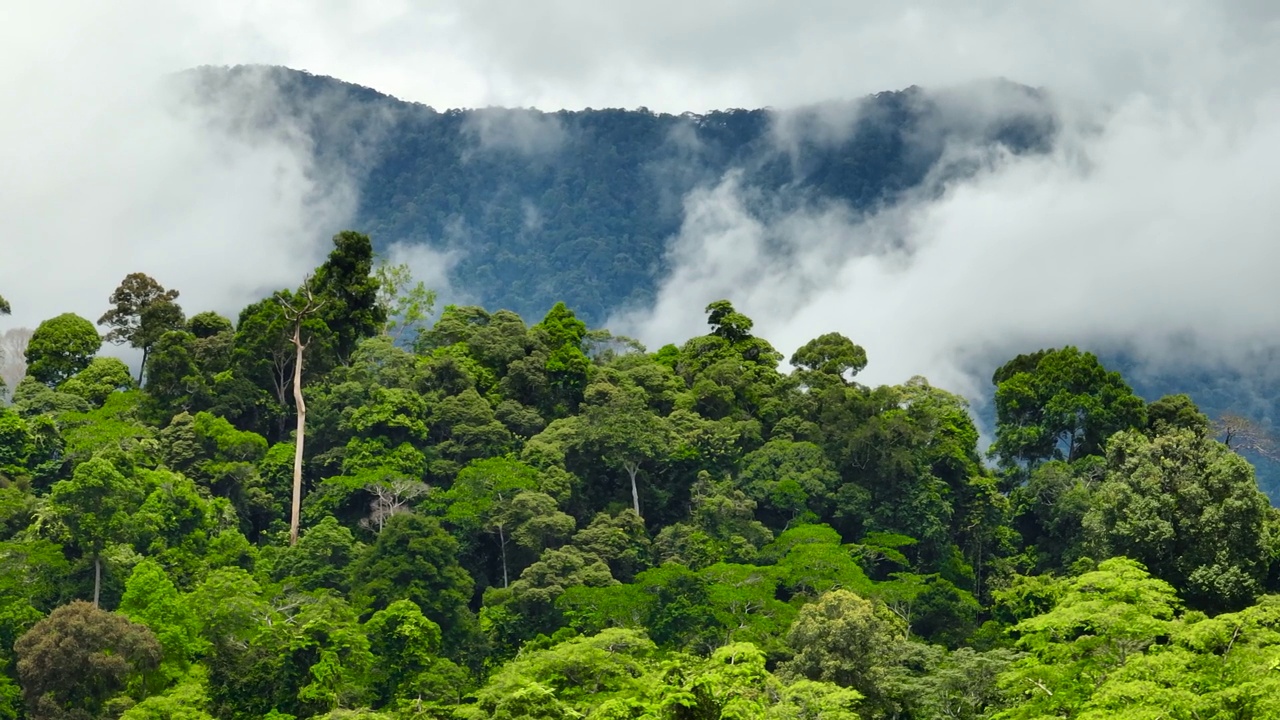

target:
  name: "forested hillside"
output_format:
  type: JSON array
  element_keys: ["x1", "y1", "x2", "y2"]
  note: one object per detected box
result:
[
  {"x1": 181, "y1": 66, "x2": 1280, "y2": 500},
  {"x1": 2, "y1": 233, "x2": 1280, "y2": 719},
  {"x1": 182, "y1": 65, "x2": 1056, "y2": 323}
]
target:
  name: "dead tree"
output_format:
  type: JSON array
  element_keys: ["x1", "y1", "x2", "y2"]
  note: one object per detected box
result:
[{"x1": 278, "y1": 280, "x2": 325, "y2": 546}]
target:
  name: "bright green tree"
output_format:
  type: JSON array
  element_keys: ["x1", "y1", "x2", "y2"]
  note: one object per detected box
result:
[
  {"x1": 48, "y1": 457, "x2": 144, "y2": 607},
  {"x1": 791, "y1": 332, "x2": 868, "y2": 382},
  {"x1": 25, "y1": 313, "x2": 102, "y2": 386},
  {"x1": 994, "y1": 558, "x2": 1181, "y2": 719},
  {"x1": 119, "y1": 559, "x2": 208, "y2": 681},
  {"x1": 58, "y1": 356, "x2": 134, "y2": 406}
]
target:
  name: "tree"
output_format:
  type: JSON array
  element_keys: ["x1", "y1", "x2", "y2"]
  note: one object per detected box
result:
[
  {"x1": 98, "y1": 273, "x2": 185, "y2": 385},
  {"x1": 364, "y1": 600, "x2": 462, "y2": 706},
  {"x1": 25, "y1": 313, "x2": 101, "y2": 386},
  {"x1": 443, "y1": 457, "x2": 542, "y2": 587},
  {"x1": 1145, "y1": 393, "x2": 1210, "y2": 437},
  {"x1": 58, "y1": 357, "x2": 133, "y2": 406},
  {"x1": 575, "y1": 379, "x2": 673, "y2": 518},
  {"x1": 362, "y1": 477, "x2": 428, "y2": 534},
  {"x1": 118, "y1": 559, "x2": 207, "y2": 680},
  {"x1": 779, "y1": 588, "x2": 905, "y2": 714},
  {"x1": 279, "y1": 280, "x2": 326, "y2": 546},
  {"x1": 991, "y1": 347, "x2": 1146, "y2": 469},
  {"x1": 48, "y1": 457, "x2": 144, "y2": 607},
  {"x1": 790, "y1": 332, "x2": 868, "y2": 382},
  {"x1": 739, "y1": 438, "x2": 841, "y2": 526},
  {"x1": 272, "y1": 516, "x2": 358, "y2": 593},
  {"x1": 1213, "y1": 412, "x2": 1279, "y2": 461},
  {"x1": 15, "y1": 601, "x2": 161, "y2": 720},
  {"x1": 533, "y1": 302, "x2": 590, "y2": 413},
  {"x1": 0, "y1": 294, "x2": 8, "y2": 315},
  {"x1": 1083, "y1": 428, "x2": 1272, "y2": 610},
  {"x1": 374, "y1": 261, "x2": 437, "y2": 344},
  {"x1": 994, "y1": 558, "x2": 1180, "y2": 718},
  {"x1": 314, "y1": 231, "x2": 386, "y2": 364},
  {"x1": 348, "y1": 514, "x2": 476, "y2": 653}
]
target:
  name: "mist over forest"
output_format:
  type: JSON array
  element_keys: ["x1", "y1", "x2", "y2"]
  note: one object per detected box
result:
[{"x1": 4, "y1": 2, "x2": 1280, "y2": 718}]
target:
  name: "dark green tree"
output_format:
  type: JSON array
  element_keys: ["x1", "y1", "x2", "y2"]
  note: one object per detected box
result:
[
  {"x1": 991, "y1": 347, "x2": 1146, "y2": 469},
  {"x1": 1084, "y1": 427, "x2": 1272, "y2": 610},
  {"x1": 97, "y1": 273, "x2": 185, "y2": 384},
  {"x1": 349, "y1": 514, "x2": 476, "y2": 654},
  {"x1": 314, "y1": 231, "x2": 386, "y2": 364}
]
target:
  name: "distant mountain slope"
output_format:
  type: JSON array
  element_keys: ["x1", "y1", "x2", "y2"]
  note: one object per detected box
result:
[
  {"x1": 181, "y1": 66, "x2": 1280, "y2": 503},
  {"x1": 181, "y1": 65, "x2": 1057, "y2": 323}
]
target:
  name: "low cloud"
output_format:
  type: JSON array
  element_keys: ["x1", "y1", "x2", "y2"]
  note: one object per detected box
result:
[
  {"x1": 615, "y1": 83, "x2": 1280, "y2": 404},
  {"x1": 463, "y1": 108, "x2": 567, "y2": 157},
  {"x1": 0, "y1": 7, "x2": 369, "y2": 348},
  {"x1": 382, "y1": 240, "x2": 471, "y2": 309}
]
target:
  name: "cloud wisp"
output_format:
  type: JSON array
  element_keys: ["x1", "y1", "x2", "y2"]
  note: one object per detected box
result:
[
  {"x1": 615, "y1": 79, "x2": 1280, "y2": 402},
  {"x1": 0, "y1": 4, "x2": 369, "y2": 354}
]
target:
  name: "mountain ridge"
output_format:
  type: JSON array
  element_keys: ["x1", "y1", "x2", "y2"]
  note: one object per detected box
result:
[{"x1": 180, "y1": 65, "x2": 1058, "y2": 323}]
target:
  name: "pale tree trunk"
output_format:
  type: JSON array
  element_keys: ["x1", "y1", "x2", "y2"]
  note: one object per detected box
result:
[
  {"x1": 498, "y1": 524, "x2": 509, "y2": 588},
  {"x1": 289, "y1": 325, "x2": 307, "y2": 546},
  {"x1": 93, "y1": 556, "x2": 102, "y2": 608},
  {"x1": 624, "y1": 461, "x2": 641, "y2": 518}
]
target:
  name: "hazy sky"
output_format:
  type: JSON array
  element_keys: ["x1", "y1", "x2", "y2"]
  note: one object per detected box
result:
[{"x1": 2, "y1": 1, "x2": 1280, "y2": 400}]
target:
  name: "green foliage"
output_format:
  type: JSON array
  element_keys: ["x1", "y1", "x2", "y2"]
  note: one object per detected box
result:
[
  {"x1": 348, "y1": 514, "x2": 476, "y2": 653},
  {"x1": 314, "y1": 231, "x2": 386, "y2": 364},
  {"x1": 1084, "y1": 428, "x2": 1272, "y2": 610},
  {"x1": 98, "y1": 273, "x2": 186, "y2": 384},
  {"x1": 781, "y1": 588, "x2": 906, "y2": 712},
  {"x1": 7, "y1": 261, "x2": 1279, "y2": 719},
  {"x1": 791, "y1": 332, "x2": 868, "y2": 382},
  {"x1": 993, "y1": 558, "x2": 1183, "y2": 718},
  {"x1": 59, "y1": 357, "x2": 134, "y2": 406},
  {"x1": 991, "y1": 347, "x2": 1147, "y2": 469},
  {"x1": 119, "y1": 559, "x2": 208, "y2": 679},
  {"x1": 374, "y1": 262, "x2": 438, "y2": 344},
  {"x1": 26, "y1": 313, "x2": 102, "y2": 386}
]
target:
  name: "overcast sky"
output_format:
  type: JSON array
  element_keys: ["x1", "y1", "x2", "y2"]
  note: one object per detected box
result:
[{"x1": 2, "y1": 1, "x2": 1280, "y2": 401}]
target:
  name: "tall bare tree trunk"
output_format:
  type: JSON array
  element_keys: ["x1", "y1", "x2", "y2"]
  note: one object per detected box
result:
[
  {"x1": 625, "y1": 461, "x2": 641, "y2": 518},
  {"x1": 289, "y1": 325, "x2": 307, "y2": 546},
  {"x1": 499, "y1": 524, "x2": 509, "y2": 588}
]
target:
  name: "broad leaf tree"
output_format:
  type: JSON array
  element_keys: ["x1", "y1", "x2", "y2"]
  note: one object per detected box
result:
[
  {"x1": 48, "y1": 457, "x2": 144, "y2": 607},
  {"x1": 25, "y1": 313, "x2": 101, "y2": 386},
  {"x1": 15, "y1": 601, "x2": 161, "y2": 719},
  {"x1": 991, "y1": 347, "x2": 1146, "y2": 470},
  {"x1": 98, "y1": 273, "x2": 185, "y2": 384}
]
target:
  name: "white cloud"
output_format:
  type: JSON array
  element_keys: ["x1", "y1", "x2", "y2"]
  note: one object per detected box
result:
[
  {"x1": 4, "y1": 0, "x2": 1280, "y2": 412},
  {"x1": 616, "y1": 84, "x2": 1280, "y2": 402},
  {"x1": 0, "y1": 3, "x2": 365, "y2": 340}
]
